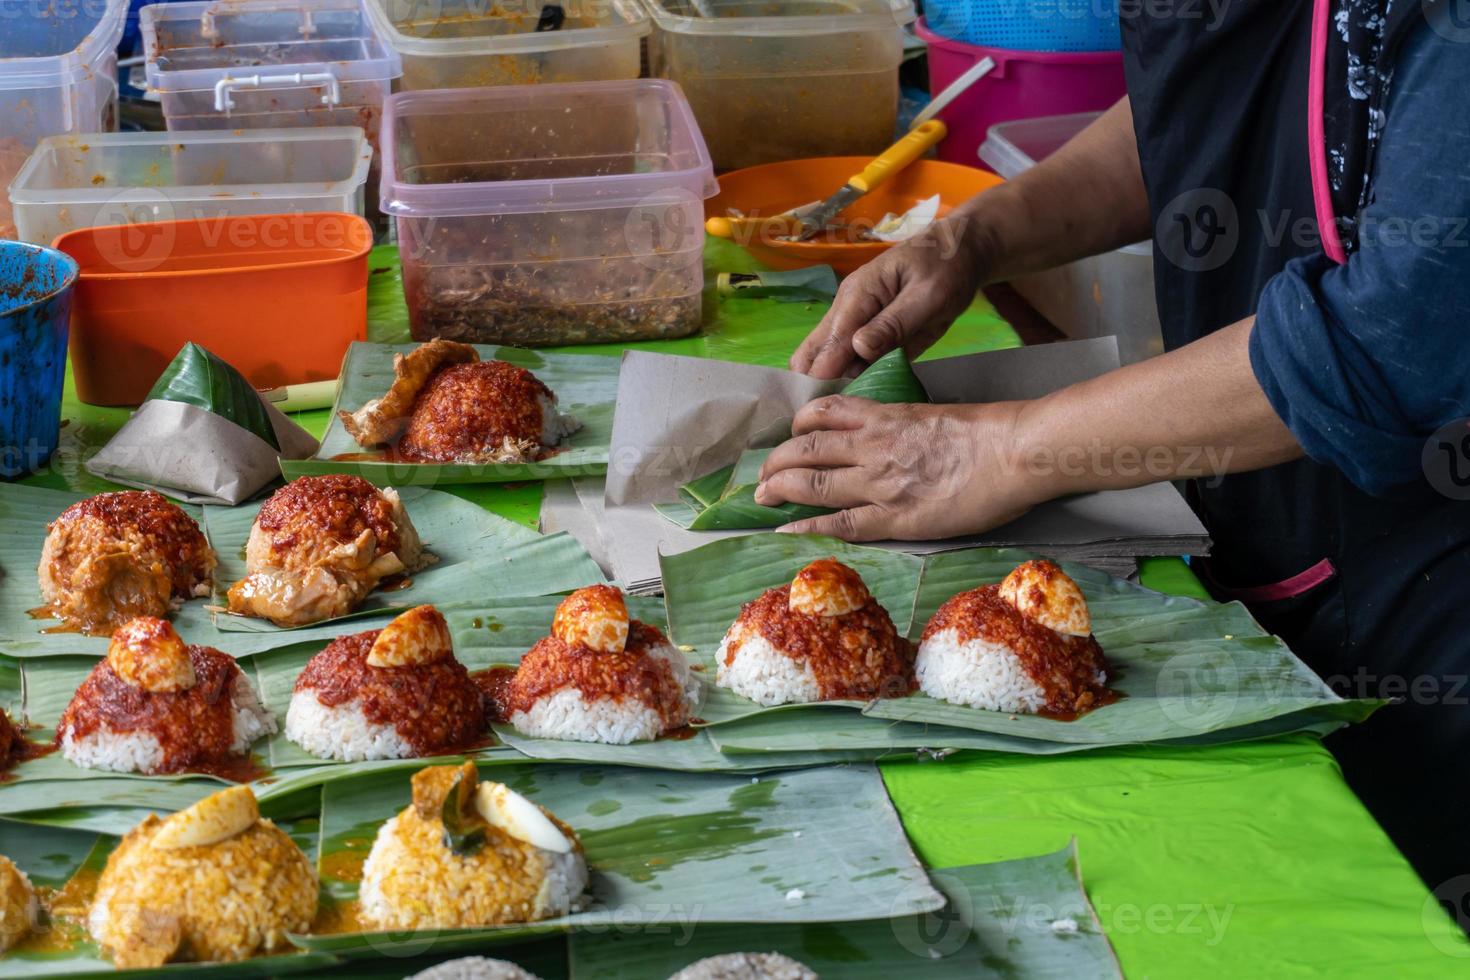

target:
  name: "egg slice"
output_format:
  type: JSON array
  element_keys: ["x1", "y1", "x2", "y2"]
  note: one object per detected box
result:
[
  {"x1": 367, "y1": 604, "x2": 452, "y2": 668},
  {"x1": 107, "y1": 617, "x2": 194, "y2": 693},
  {"x1": 789, "y1": 558, "x2": 872, "y2": 617},
  {"x1": 999, "y1": 560, "x2": 1092, "y2": 637},
  {"x1": 152, "y1": 786, "x2": 259, "y2": 850},
  {"x1": 552, "y1": 585, "x2": 629, "y2": 654},
  {"x1": 476, "y1": 781, "x2": 572, "y2": 854}
]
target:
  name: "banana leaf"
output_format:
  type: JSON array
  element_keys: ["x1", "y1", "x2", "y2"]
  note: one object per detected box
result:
[
  {"x1": 493, "y1": 726, "x2": 879, "y2": 772},
  {"x1": 659, "y1": 534, "x2": 1382, "y2": 746},
  {"x1": 146, "y1": 342, "x2": 279, "y2": 451},
  {"x1": 569, "y1": 842, "x2": 1121, "y2": 979},
  {"x1": 0, "y1": 482, "x2": 602, "y2": 659},
  {"x1": 0, "y1": 818, "x2": 341, "y2": 977},
  {"x1": 295, "y1": 762, "x2": 943, "y2": 958},
  {"x1": 280, "y1": 342, "x2": 622, "y2": 486},
  {"x1": 656, "y1": 349, "x2": 929, "y2": 531}
]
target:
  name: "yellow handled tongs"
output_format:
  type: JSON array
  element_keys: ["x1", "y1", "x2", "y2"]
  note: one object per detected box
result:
[{"x1": 703, "y1": 120, "x2": 948, "y2": 241}]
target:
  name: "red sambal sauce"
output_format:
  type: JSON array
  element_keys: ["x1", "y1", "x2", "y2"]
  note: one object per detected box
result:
[
  {"x1": 0, "y1": 714, "x2": 54, "y2": 780},
  {"x1": 922, "y1": 584, "x2": 1117, "y2": 719},
  {"x1": 727, "y1": 585, "x2": 916, "y2": 701},
  {"x1": 56, "y1": 646, "x2": 246, "y2": 772},
  {"x1": 294, "y1": 629, "x2": 486, "y2": 754},
  {"x1": 496, "y1": 622, "x2": 688, "y2": 728},
  {"x1": 255, "y1": 474, "x2": 402, "y2": 557},
  {"x1": 397, "y1": 360, "x2": 554, "y2": 463}
]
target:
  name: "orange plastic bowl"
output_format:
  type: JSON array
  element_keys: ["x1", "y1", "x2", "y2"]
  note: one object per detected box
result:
[
  {"x1": 55, "y1": 212, "x2": 373, "y2": 406},
  {"x1": 707, "y1": 157, "x2": 1004, "y2": 276}
]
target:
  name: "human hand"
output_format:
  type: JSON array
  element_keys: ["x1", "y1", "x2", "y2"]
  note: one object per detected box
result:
[
  {"x1": 789, "y1": 216, "x2": 985, "y2": 380},
  {"x1": 752, "y1": 395, "x2": 1045, "y2": 541}
]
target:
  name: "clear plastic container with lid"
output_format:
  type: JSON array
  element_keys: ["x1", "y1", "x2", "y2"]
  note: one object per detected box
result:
[
  {"x1": 381, "y1": 78, "x2": 717, "y2": 346},
  {"x1": 641, "y1": 0, "x2": 915, "y2": 172},
  {"x1": 139, "y1": 0, "x2": 401, "y2": 145},
  {"x1": 9, "y1": 127, "x2": 373, "y2": 246},
  {"x1": 980, "y1": 112, "x2": 1163, "y2": 365},
  {"x1": 0, "y1": 0, "x2": 128, "y2": 238},
  {"x1": 365, "y1": 0, "x2": 648, "y2": 91}
]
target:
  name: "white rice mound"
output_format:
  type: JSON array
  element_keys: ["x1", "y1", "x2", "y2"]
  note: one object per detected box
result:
[
  {"x1": 284, "y1": 689, "x2": 415, "y2": 761},
  {"x1": 358, "y1": 813, "x2": 588, "y2": 929},
  {"x1": 669, "y1": 952, "x2": 818, "y2": 980},
  {"x1": 715, "y1": 624, "x2": 821, "y2": 707},
  {"x1": 914, "y1": 627, "x2": 1047, "y2": 714},
  {"x1": 409, "y1": 958, "x2": 544, "y2": 980},
  {"x1": 509, "y1": 641, "x2": 701, "y2": 745},
  {"x1": 540, "y1": 393, "x2": 581, "y2": 446},
  {"x1": 60, "y1": 673, "x2": 275, "y2": 774}
]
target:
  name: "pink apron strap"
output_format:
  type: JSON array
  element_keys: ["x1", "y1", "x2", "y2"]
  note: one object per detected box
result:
[
  {"x1": 1309, "y1": 0, "x2": 1350, "y2": 265},
  {"x1": 1197, "y1": 557, "x2": 1339, "y2": 604}
]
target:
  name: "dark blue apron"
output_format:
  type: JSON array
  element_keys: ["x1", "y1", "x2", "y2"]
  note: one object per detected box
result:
[{"x1": 1121, "y1": 0, "x2": 1470, "y2": 891}]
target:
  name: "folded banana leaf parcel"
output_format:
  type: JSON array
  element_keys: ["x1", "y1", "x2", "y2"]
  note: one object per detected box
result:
[
  {"x1": 656, "y1": 349, "x2": 926, "y2": 530},
  {"x1": 85, "y1": 342, "x2": 320, "y2": 506},
  {"x1": 660, "y1": 533, "x2": 1382, "y2": 750}
]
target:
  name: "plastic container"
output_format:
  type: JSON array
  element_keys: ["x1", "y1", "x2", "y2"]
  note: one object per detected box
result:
[
  {"x1": 923, "y1": 0, "x2": 1119, "y2": 51},
  {"x1": 917, "y1": 18, "x2": 1125, "y2": 167},
  {"x1": 980, "y1": 112, "x2": 1163, "y2": 364},
  {"x1": 364, "y1": 0, "x2": 648, "y2": 91},
  {"x1": 9, "y1": 128, "x2": 373, "y2": 246},
  {"x1": 642, "y1": 0, "x2": 914, "y2": 172},
  {"x1": 55, "y1": 212, "x2": 372, "y2": 406},
  {"x1": 381, "y1": 79, "x2": 717, "y2": 347},
  {"x1": 0, "y1": 242, "x2": 78, "y2": 477},
  {"x1": 0, "y1": 0, "x2": 128, "y2": 239},
  {"x1": 140, "y1": 0, "x2": 400, "y2": 145}
]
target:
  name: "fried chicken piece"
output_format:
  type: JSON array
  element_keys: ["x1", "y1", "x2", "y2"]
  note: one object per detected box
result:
[
  {"x1": 38, "y1": 491, "x2": 216, "y2": 634},
  {"x1": 397, "y1": 359, "x2": 578, "y2": 464},
  {"x1": 340, "y1": 339, "x2": 479, "y2": 447},
  {"x1": 225, "y1": 475, "x2": 429, "y2": 627}
]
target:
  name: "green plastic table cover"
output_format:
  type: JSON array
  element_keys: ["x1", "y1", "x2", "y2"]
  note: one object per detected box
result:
[{"x1": 20, "y1": 238, "x2": 1469, "y2": 976}]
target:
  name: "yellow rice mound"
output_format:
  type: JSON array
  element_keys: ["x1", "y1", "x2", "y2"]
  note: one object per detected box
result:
[
  {"x1": 0, "y1": 855, "x2": 36, "y2": 952},
  {"x1": 359, "y1": 766, "x2": 586, "y2": 931},
  {"x1": 89, "y1": 815, "x2": 316, "y2": 968}
]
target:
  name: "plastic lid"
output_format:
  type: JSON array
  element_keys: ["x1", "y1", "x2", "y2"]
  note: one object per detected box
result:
[
  {"x1": 641, "y1": 0, "x2": 914, "y2": 37},
  {"x1": 9, "y1": 127, "x2": 373, "y2": 203},
  {"x1": 0, "y1": 0, "x2": 127, "y2": 89},
  {"x1": 978, "y1": 112, "x2": 1103, "y2": 179},
  {"x1": 141, "y1": 0, "x2": 402, "y2": 92},
  {"x1": 380, "y1": 78, "x2": 717, "y2": 217},
  {"x1": 365, "y1": 0, "x2": 649, "y2": 56}
]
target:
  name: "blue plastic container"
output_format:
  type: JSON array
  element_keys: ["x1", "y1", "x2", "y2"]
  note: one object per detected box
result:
[
  {"x1": 0, "y1": 242, "x2": 78, "y2": 479},
  {"x1": 923, "y1": 0, "x2": 1120, "y2": 52}
]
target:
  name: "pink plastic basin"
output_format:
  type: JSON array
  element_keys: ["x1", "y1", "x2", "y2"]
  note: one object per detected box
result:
[{"x1": 917, "y1": 18, "x2": 1127, "y2": 168}]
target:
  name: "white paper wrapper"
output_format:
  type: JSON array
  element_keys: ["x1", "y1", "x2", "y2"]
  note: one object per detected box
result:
[
  {"x1": 598, "y1": 338, "x2": 1210, "y2": 592},
  {"x1": 85, "y1": 399, "x2": 319, "y2": 506}
]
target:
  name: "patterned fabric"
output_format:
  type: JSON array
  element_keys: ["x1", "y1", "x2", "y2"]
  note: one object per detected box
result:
[{"x1": 1323, "y1": 0, "x2": 1394, "y2": 250}]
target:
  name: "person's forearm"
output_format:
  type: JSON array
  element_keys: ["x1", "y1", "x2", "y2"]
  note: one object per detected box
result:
[
  {"x1": 1008, "y1": 318, "x2": 1303, "y2": 497},
  {"x1": 947, "y1": 98, "x2": 1153, "y2": 285}
]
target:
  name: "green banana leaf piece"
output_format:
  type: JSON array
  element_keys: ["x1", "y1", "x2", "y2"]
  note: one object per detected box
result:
[
  {"x1": 569, "y1": 842, "x2": 1122, "y2": 979},
  {"x1": 281, "y1": 342, "x2": 622, "y2": 486},
  {"x1": 657, "y1": 348, "x2": 928, "y2": 531},
  {"x1": 658, "y1": 534, "x2": 1383, "y2": 745},
  {"x1": 296, "y1": 762, "x2": 943, "y2": 958},
  {"x1": 0, "y1": 483, "x2": 602, "y2": 658},
  {"x1": 147, "y1": 342, "x2": 279, "y2": 451}
]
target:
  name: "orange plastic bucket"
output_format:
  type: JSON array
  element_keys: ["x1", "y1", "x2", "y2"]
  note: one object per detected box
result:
[
  {"x1": 707, "y1": 157, "x2": 1004, "y2": 276},
  {"x1": 55, "y1": 213, "x2": 372, "y2": 406}
]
